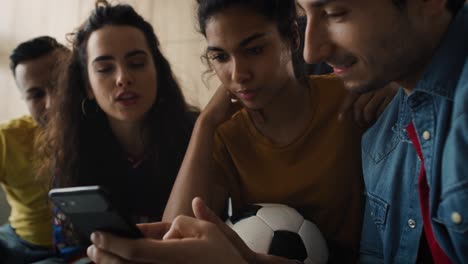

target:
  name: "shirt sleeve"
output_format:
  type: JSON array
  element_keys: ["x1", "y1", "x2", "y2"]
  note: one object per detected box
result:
[
  {"x1": 436, "y1": 112, "x2": 468, "y2": 263},
  {"x1": 433, "y1": 59, "x2": 468, "y2": 262}
]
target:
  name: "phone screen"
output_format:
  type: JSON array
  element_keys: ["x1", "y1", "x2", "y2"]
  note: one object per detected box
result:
[{"x1": 49, "y1": 186, "x2": 143, "y2": 241}]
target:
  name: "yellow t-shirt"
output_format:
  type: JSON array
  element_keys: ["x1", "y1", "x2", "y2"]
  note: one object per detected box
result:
[
  {"x1": 0, "y1": 116, "x2": 52, "y2": 246},
  {"x1": 214, "y1": 75, "x2": 364, "y2": 256}
]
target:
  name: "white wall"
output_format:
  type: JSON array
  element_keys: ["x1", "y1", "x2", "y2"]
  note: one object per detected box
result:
[{"x1": 0, "y1": 0, "x2": 219, "y2": 123}]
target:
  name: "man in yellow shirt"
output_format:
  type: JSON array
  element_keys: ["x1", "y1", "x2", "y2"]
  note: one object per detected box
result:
[{"x1": 0, "y1": 36, "x2": 69, "y2": 264}]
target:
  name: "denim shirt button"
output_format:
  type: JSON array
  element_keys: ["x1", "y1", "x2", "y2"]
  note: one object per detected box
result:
[
  {"x1": 451, "y1": 212, "x2": 463, "y2": 224},
  {"x1": 422, "y1": 131, "x2": 431, "y2": 140},
  {"x1": 408, "y1": 219, "x2": 417, "y2": 229}
]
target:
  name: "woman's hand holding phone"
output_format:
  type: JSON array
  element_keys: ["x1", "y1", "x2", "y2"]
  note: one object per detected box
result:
[{"x1": 87, "y1": 198, "x2": 252, "y2": 264}]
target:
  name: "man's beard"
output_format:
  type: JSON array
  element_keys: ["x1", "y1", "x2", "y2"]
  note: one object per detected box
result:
[{"x1": 342, "y1": 74, "x2": 393, "y2": 94}]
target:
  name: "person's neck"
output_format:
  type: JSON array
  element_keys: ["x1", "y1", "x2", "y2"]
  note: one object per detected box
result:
[
  {"x1": 397, "y1": 71, "x2": 425, "y2": 95},
  {"x1": 248, "y1": 74, "x2": 311, "y2": 146},
  {"x1": 108, "y1": 117, "x2": 146, "y2": 158},
  {"x1": 399, "y1": 11, "x2": 454, "y2": 95},
  {"x1": 259, "y1": 77, "x2": 308, "y2": 126}
]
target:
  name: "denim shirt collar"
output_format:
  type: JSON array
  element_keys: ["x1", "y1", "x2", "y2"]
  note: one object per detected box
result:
[{"x1": 414, "y1": 5, "x2": 468, "y2": 99}]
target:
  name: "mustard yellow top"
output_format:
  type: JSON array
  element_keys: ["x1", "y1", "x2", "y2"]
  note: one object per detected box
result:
[
  {"x1": 0, "y1": 116, "x2": 52, "y2": 246},
  {"x1": 214, "y1": 75, "x2": 364, "y2": 254}
]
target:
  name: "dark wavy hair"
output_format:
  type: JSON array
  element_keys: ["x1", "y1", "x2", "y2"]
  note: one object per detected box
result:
[
  {"x1": 39, "y1": 2, "x2": 196, "y2": 189},
  {"x1": 196, "y1": 0, "x2": 307, "y2": 85}
]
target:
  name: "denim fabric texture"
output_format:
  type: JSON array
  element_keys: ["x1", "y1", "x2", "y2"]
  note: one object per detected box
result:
[{"x1": 359, "y1": 4, "x2": 468, "y2": 264}]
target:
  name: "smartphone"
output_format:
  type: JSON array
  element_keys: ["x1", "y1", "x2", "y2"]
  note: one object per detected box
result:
[{"x1": 49, "y1": 185, "x2": 143, "y2": 242}]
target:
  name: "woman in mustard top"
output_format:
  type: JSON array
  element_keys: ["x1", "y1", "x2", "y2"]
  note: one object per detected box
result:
[{"x1": 162, "y1": 0, "x2": 396, "y2": 263}]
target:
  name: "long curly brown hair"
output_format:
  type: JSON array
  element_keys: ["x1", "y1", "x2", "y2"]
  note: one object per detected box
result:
[{"x1": 38, "y1": 3, "x2": 196, "y2": 191}]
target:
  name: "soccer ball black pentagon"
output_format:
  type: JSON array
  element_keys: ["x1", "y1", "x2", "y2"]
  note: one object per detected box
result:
[{"x1": 226, "y1": 204, "x2": 328, "y2": 264}]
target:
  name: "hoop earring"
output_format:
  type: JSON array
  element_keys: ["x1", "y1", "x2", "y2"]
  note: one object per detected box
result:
[
  {"x1": 82, "y1": 98, "x2": 100, "y2": 116},
  {"x1": 81, "y1": 97, "x2": 99, "y2": 116},
  {"x1": 81, "y1": 98, "x2": 88, "y2": 116}
]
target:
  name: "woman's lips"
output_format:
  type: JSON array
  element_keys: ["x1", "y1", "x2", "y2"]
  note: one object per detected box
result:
[
  {"x1": 237, "y1": 90, "x2": 258, "y2": 101},
  {"x1": 116, "y1": 91, "x2": 139, "y2": 106}
]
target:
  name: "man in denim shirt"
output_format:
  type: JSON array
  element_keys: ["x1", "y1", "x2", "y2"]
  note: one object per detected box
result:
[
  {"x1": 85, "y1": 1, "x2": 466, "y2": 264},
  {"x1": 298, "y1": 0, "x2": 467, "y2": 263}
]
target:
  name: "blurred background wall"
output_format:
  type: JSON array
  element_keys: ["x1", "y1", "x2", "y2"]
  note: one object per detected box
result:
[
  {"x1": 0, "y1": 0, "x2": 219, "y2": 123},
  {"x1": 0, "y1": 0, "x2": 219, "y2": 223}
]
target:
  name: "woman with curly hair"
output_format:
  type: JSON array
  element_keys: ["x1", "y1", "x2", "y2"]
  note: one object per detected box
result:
[{"x1": 38, "y1": 1, "x2": 197, "y2": 262}]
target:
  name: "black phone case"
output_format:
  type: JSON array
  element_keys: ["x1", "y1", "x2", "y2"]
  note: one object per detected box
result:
[{"x1": 49, "y1": 186, "x2": 143, "y2": 242}]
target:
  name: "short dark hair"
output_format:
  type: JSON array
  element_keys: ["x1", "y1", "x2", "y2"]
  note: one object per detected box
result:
[
  {"x1": 392, "y1": 0, "x2": 465, "y2": 15},
  {"x1": 9, "y1": 36, "x2": 67, "y2": 75}
]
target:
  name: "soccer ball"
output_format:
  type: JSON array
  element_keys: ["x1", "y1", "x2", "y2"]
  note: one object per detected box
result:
[{"x1": 226, "y1": 203, "x2": 328, "y2": 264}]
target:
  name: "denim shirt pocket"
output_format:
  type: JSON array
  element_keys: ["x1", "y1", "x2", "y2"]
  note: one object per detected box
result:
[
  {"x1": 367, "y1": 192, "x2": 390, "y2": 228},
  {"x1": 362, "y1": 94, "x2": 404, "y2": 165},
  {"x1": 364, "y1": 133, "x2": 400, "y2": 164},
  {"x1": 433, "y1": 188, "x2": 468, "y2": 233}
]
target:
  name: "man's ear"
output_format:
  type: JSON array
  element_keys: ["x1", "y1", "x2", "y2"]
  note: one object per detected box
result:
[
  {"x1": 411, "y1": 0, "x2": 453, "y2": 34},
  {"x1": 413, "y1": 0, "x2": 448, "y2": 17}
]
